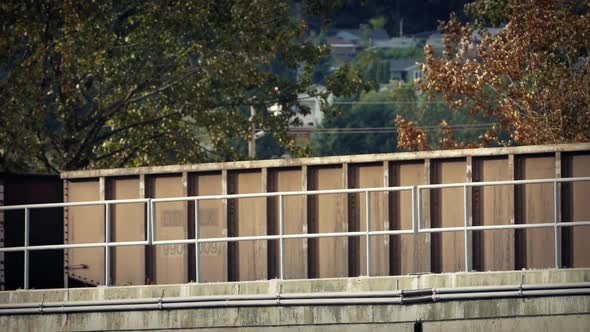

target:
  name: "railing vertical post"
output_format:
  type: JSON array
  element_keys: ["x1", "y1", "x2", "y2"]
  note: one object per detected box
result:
[
  {"x1": 149, "y1": 198, "x2": 155, "y2": 285},
  {"x1": 150, "y1": 200, "x2": 156, "y2": 243},
  {"x1": 464, "y1": 185, "x2": 472, "y2": 272},
  {"x1": 416, "y1": 187, "x2": 422, "y2": 232},
  {"x1": 194, "y1": 198, "x2": 200, "y2": 283},
  {"x1": 23, "y1": 207, "x2": 30, "y2": 290},
  {"x1": 412, "y1": 186, "x2": 418, "y2": 233},
  {"x1": 146, "y1": 199, "x2": 152, "y2": 244},
  {"x1": 365, "y1": 190, "x2": 371, "y2": 276},
  {"x1": 279, "y1": 194, "x2": 286, "y2": 280},
  {"x1": 553, "y1": 180, "x2": 561, "y2": 268},
  {"x1": 104, "y1": 202, "x2": 111, "y2": 286}
]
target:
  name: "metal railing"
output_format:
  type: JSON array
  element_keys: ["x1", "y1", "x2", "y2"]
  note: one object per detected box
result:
[{"x1": 1, "y1": 176, "x2": 589, "y2": 289}]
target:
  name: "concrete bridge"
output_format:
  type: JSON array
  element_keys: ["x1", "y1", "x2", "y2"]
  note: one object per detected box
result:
[{"x1": 1, "y1": 269, "x2": 589, "y2": 331}]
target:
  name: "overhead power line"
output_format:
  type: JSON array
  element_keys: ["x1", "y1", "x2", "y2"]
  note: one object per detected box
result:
[
  {"x1": 287, "y1": 123, "x2": 493, "y2": 135},
  {"x1": 196, "y1": 124, "x2": 493, "y2": 139},
  {"x1": 291, "y1": 124, "x2": 492, "y2": 131},
  {"x1": 332, "y1": 101, "x2": 449, "y2": 105}
]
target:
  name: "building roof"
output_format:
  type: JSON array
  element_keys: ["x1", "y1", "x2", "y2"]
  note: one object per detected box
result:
[
  {"x1": 369, "y1": 29, "x2": 389, "y2": 41},
  {"x1": 331, "y1": 28, "x2": 390, "y2": 43},
  {"x1": 389, "y1": 59, "x2": 419, "y2": 71},
  {"x1": 335, "y1": 30, "x2": 361, "y2": 42},
  {"x1": 327, "y1": 36, "x2": 357, "y2": 48},
  {"x1": 410, "y1": 30, "x2": 439, "y2": 38}
]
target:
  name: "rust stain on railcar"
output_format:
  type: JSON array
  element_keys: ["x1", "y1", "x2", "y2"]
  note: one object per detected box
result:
[
  {"x1": 189, "y1": 172, "x2": 227, "y2": 282},
  {"x1": 66, "y1": 180, "x2": 104, "y2": 285},
  {"x1": 109, "y1": 177, "x2": 145, "y2": 286},
  {"x1": 150, "y1": 175, "x2": 188, "y2": 284}
]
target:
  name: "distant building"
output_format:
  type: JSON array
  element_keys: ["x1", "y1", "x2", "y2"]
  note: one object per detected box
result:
[
  {"x1": 275, "y1": 89, "x2": 333, "y2": 146},
  {"x1": 327, "y1": 37, "x2": 359, "y2": 60},
  {"x1": 373, "y1": 37, "x2": 417, "y2": 49},
  {"x1": 425, "y1": 31, "x2": 444, "y2": 49},
  {"x1": 335, "y1": 30, "x2": 362, "y2": 43},
  {"x1": 408, "y1": 30, "x2": 444, "y2": 49},
  {"x1": 296, "y1": 89, "x2": 333, "y2": 128},
  {"x1": 365, "y1": 27, "x2": 390, "y2": 43},
  {"x1": 412, "y1": 27, "x2": 503, "y2": 50},
  {"x1": 328, "y1": 25, "x2": 390, "y2": 51},
  {"x1": 268, "y1": 88, "x2": 331, "y2": 130},
  {"x1": 389, "y1": 59, "x2": 422, "y2": 82}
]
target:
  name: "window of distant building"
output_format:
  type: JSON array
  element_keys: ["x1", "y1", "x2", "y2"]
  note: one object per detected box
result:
[{"x1": 414, "y1": 71, "x2": 423, "y2": 81}]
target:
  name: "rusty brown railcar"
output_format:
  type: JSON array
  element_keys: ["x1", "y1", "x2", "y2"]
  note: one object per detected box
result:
[{"x1": 60, "y1": 143, "x2": 590, "y2": 286}]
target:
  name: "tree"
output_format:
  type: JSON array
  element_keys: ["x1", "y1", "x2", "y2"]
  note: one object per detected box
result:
[
  {"x1": 369, "y1": 16, "x2": 386, "y2": 30},
  {"x1": 312, "y1": 81, "x2": 489, "y2": 156},
  {"x1": 397, "y1": 0, "x2": 590, "y2": 150},
  {"x1": 311, "y1": 90, "x2": 399, "y2": 157},
  {"x1": 0, "y1": 0, "x2": 370, "y2": 172}
]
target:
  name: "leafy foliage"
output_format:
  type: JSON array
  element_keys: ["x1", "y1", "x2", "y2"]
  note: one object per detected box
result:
[
  {"x1": 0, "y1": 0, "x2": 371, "y2": 172},
  {"x1": 311, "y1": 90, "x2": 398, "y2": 156},
  {"x1": 397, "y1": 0, "x2": 590, "y2": 150},
  {"x1": 311, "y1": 82, "x2": 487, "y2": 156},
  {"x1": 369, "y1": 16, "x2": 386, "y2": 30}
]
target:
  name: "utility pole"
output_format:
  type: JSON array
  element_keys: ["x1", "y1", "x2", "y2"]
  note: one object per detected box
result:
[{"x1": 248, "y1": 106, "x2": 256, "y2": 159}]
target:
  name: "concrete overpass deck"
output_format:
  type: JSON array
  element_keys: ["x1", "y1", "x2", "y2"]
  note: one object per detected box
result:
[{"x1": 1, "y1": 268, "x2": 589, "y2": 331}]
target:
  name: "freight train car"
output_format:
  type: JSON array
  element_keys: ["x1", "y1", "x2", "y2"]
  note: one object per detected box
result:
[
  {"x1": 0, "y1": 173, "x2": 63, "y2": 290},
  {"x1": 60, "y1": 143, "x2": 590, "y2": 287}
]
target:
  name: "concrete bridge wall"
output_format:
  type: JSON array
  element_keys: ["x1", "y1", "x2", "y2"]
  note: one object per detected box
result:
[{"x1": 1, "y1": 269, "x2": 589, "y2": 331}]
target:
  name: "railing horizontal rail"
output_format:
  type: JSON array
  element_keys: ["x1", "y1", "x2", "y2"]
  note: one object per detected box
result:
[
  {"x1": 0, "y1": 241, "x2": 150, "y2": 252},
  {"x1": 0, "y1": 198, "x2": 150, "y2": 211},
  {"x1": 151, "y1": 186, "x2": 415, "y2": 203},
  {"x1": 0, "y1": 240, "x2": 150, "y2": 252},
  {"x1": 419, "y1": 221, "x2": 590, "y2": 233},
  {"x1": 0, "y1": 176, "x2": 588, "y2": 288},
  {"x1": 417, "y1": 176, "x2": 590, "y2": 190},
  {"x1": 150, "y1": 229, "x2": 418, "y2": 246}
]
